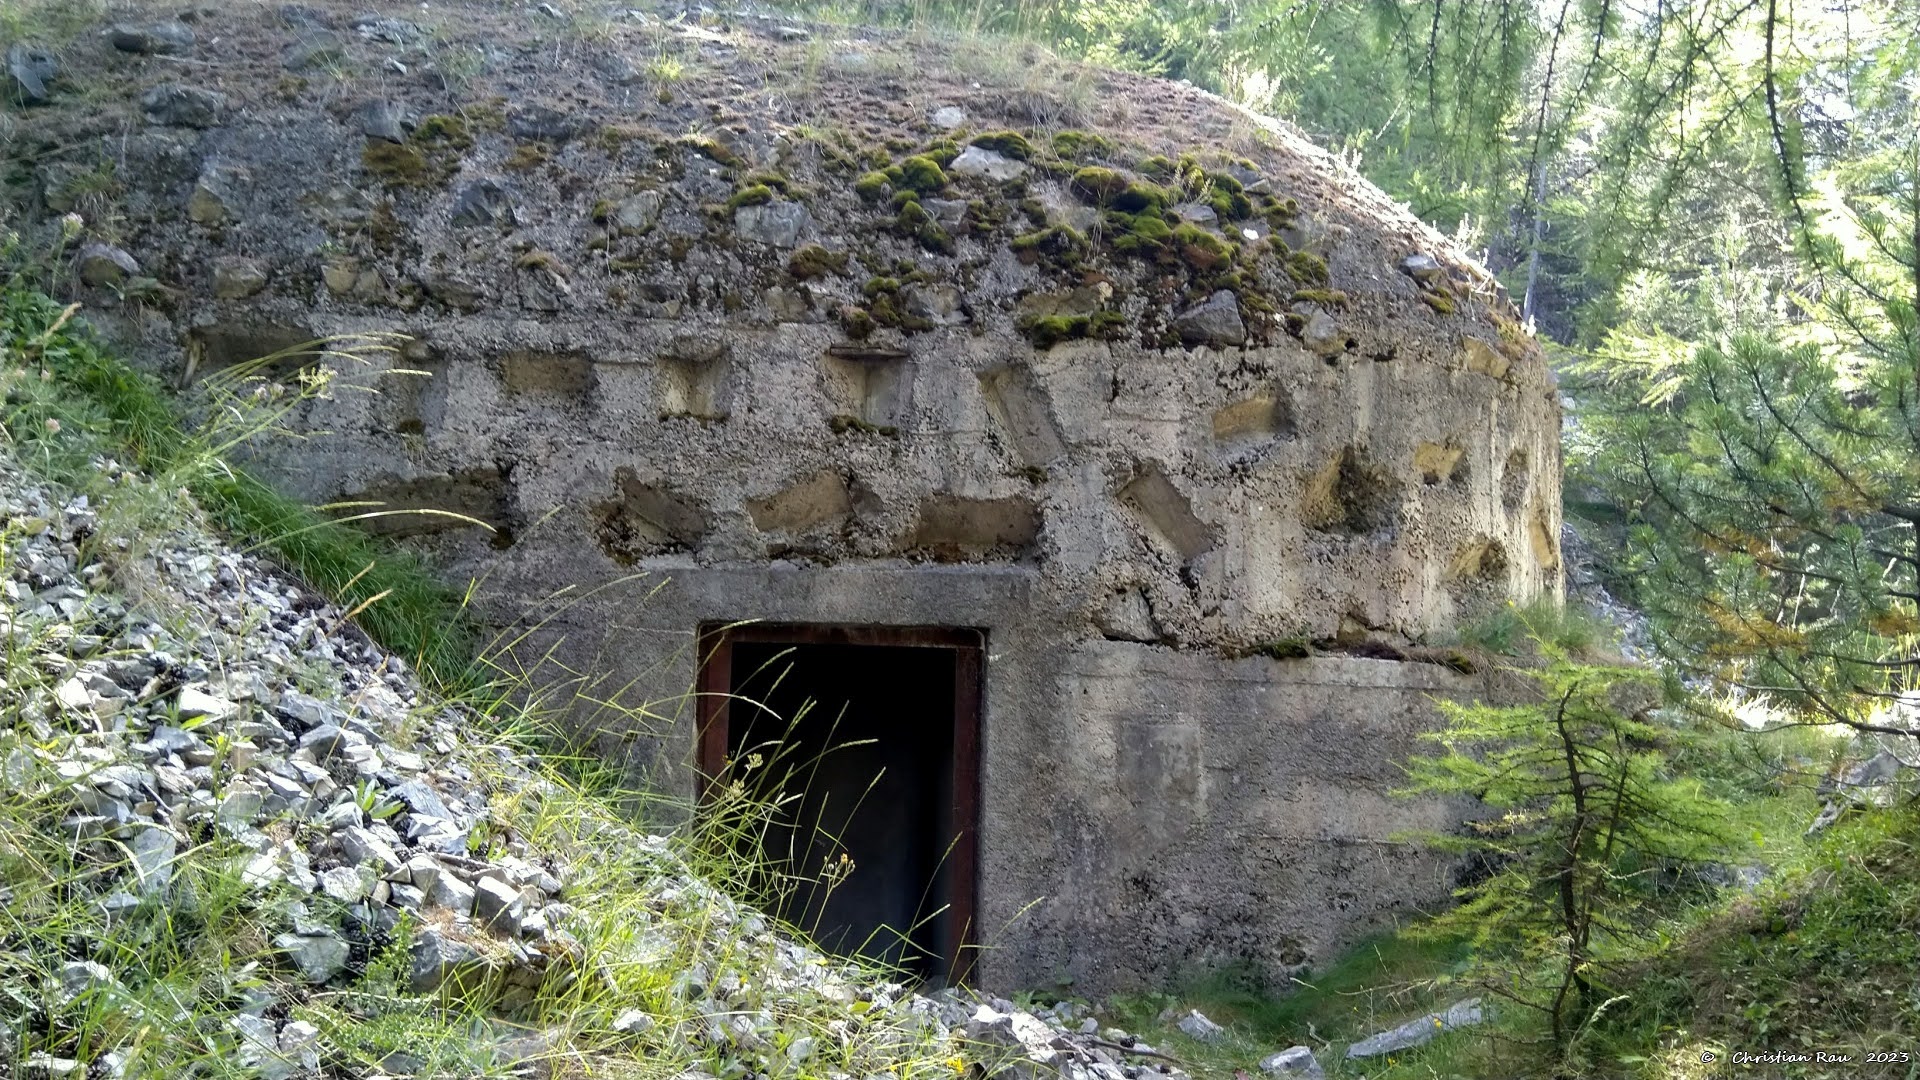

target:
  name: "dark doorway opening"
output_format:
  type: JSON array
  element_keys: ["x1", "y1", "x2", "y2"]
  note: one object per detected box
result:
[{"x1": 696, "y1": 625, "x2": 981, "y2": 985}]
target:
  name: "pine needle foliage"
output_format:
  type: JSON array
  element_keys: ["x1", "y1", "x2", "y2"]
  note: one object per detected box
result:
[{"x1": 1399, "y1": 622, "x2": 1737, "y2": 1060}]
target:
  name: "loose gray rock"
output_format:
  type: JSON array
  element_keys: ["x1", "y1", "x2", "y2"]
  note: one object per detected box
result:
[
  {"x1": 1300, "y1": 308, "x2": 1347, "y2": 356},
  {"x1": 508, "y1": 103, "x2": 579, "y2": 142},
  {"x1": 356, "y1": 99, "x2": 409, "y2": 142},
  {"x1": 282, "y1": 32, "x2": 347, "y2": 71},
  {"x1": 336, "y1": 825, "x2": 402, "y2": 871},
  {"x1": 451, "y1": 180, "x2": 516, "y2": 227},
  {"x1": 1175, "y1": 289, "x2": 1247, "y2": 347},
  {"x1": 949, "y1": 145, "x2": 1027, "y2": 182},
  {"x1": 965, "y1": 1005, "x2": 1061, "y2": 1071},
  {"x1": 351, "y1": 15, "x2": 426, "y2": 44},
  {"x1": 128, "y1": 825, "x2": 177, "y2": 894},
  {"x1": 6, "y1": 43, "x2": 58, "y2": 105},
  {"x1": 276, "y1": 689, "x2": 336, "y2": 730},
  {"x1": 734, "y1": 201, "x2": 811, "y2": 247},
  {"x1": 932, "y1": 105, "x2": 967, "y2": 129},
  {"x1": 614, "y1": 190, "x2": 664, "y2": 231},
  {"x1": 140, "y1": 84, "x2": 225, "y2": 127},
  {"x1": 76, "y1": 243, "x2": 140, "y2": 288},
  {"x1": 1400, "y1": 253, "x2": 1445, "y2": 283},
  {"x1": 473, "y1": 875, "x2": 526, "y2": 933},
  {"x1": 388, "y1": 779, "x2": 451, "y2": 821},
  {"x1": 611, "y1": 1008, "x2": 656, "y2": 1035},
  {"x1": 1345, "y1": 998, "x2": 1483, "y2": 1059},
  {"x1": 1176, "y1": 1009, "x2": 1225, "y2": 1042},
  {"x1": 274, "y1": 931, "x2": 350, "y2": 984},
  {"x1": 317, "y1": 865, "x2": 368, "y2": 902},
  {"x1": 429, "y1": 869, "x2": 476, "y2": 914},
  {"x1": 409, "y1": 927, "x2": 482, "y2": 992},
  {"x1": 110, "y1": 22, "x2": 195, "y2": 55},
  {"x1": 176, "y1": 686, "x2": 237, "y2": 721},
  {"x1": 212, "y1": 257, "x2": 270, "y2": 300},
  {"x1": 1259, "y1": 1046, "x2": 1323, "y2": 1077},
  {"x1": 279, "y1": 1020, "x2": 322, "y2": 1074}
]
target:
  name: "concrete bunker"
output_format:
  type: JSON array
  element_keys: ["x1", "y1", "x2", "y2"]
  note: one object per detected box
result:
[
  {"x1": 28, "y1": 5, "x2": 1570, "y2": 993},
  {"x1": 696, "y1": 624, "x2": 981, "y2": 985}
]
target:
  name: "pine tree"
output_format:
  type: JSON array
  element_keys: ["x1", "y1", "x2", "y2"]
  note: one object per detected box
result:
[{"x1": 1399, "y1": 614, "x2": 1735, "y2": 1057}]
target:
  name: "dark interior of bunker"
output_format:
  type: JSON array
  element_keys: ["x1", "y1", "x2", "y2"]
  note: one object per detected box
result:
[{"x1": 724, "y1": 639, "x2": 963, "y2": 982}]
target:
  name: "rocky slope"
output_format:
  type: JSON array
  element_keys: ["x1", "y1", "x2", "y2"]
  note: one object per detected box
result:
[{"x1": 0, "y1": 430, "x2": 1240, "y2": 1077}]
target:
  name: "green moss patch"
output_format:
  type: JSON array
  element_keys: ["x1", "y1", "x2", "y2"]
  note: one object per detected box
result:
[
  {"x1": 725, "y1": 184, "x2": 776, "y2": 210},
  {"x1": 1016, "y1": 309, "x2": 1128, "y2": 349},
  {"x1": 1290, "y1": 288, "x2": 1350, "y2": 308},
  {"x1": 683, "y1": 134, "x2": 743, "y2": 168},
  {"x1": 854, "y1": 170, "x2": 891, "y2": 202},
  {"x1": 891, "y1": 155, "x2": 949, "y2": 195},
  {"x1": 1069, "y1": 166, "x2": 1129, "y2": 204},
  {"x1": 1171, "y1": 224, "x2": 1236, "y2": 271},
  {"x1": 1285, "y1": 250, "x2": 1330, "y2": 285},
  {"x1": 361, "y1": 142, "x2": 435, "y2": 188},
  {"x1": 894, "y1": 200, "x2": 954, "y2": 255},
  {"x1": 921, "y1": 139, "x2": 962, "y2": 167},
  {"x1": 1010, "y1": 225, "x2": 1089, "y2": 270},
  {"x1": 415, "y1": 113, "x2": 474, "y2": 149},
  {"x1": 970, "y1": 131, "x2": 1035, "y2": 160},
  {"x1": 838, "y1": 306, "x2": 875, "y2": 339},
  {"x1": 1053, "y1": 130, "x2": 1116, "y2": 161},
  {"x1": 788, "y1": 245, "x2": 849, "y2": 280},
  {"x1": 505, "y1": 142, "x2": 551, "y2": 171}
]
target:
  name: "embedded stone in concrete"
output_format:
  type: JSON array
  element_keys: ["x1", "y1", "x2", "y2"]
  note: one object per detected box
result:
[
  {"x1": 1300, "y1": 448, "x2": 1402, "y2": 536},
  {"x1": 1412, "y1": 441, "x2": 1464, "y2": 485},
  {"x1": 1117, "y1": 468, "x2": 1212, "y2": 560},
  {"x1": 1462, "y1": 337, "x2": 1512, "y2": 379},
  {"x1": 1212, "y1": 389, "x2": 1295, "y2": 443},
  {"x1": 1175, "y1": 289, "x2": 1246, "y2": 347},
  {"x1": 904, "y1": 495, "x2": 1040, "y2": 562},
  {"x1": 734, "y1": 201, "x2": 811, "y2": 247},
  {"x1": 747, "y1": 470, "x2": 853, "y2": 535},
  {"x1": 501, "y1": 350, "x2": 594, "y2": 397},
  {"x1": 592, "y1": 468, "x2": 707, "y2": 562},
  {"x1": 212, "y1": 257, "x2": 270, "y2": 299},
  {"x1": 1447, "y1": 536, "x2": 1509, "y2": 581},
  {"x1": 656, "y1": 338, "x2": 732, "y2": 420},
  {"x1": 1528, "y1": 514, "x2": 1560, "y2": 571},
  {"x1": 1501, "y1": 449, "x2": 1529, "y2": 508},
  {"x1": 821, "y1": 351, "x2": 911, "y2": 429},
  {"x1": 979, "y1": 365, "x2": 1066, "y2": 467}
]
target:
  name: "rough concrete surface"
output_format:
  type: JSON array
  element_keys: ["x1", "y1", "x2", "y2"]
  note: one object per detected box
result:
[{"x1": 5, "y1": 0, "x2": 1560, "y2": 993}]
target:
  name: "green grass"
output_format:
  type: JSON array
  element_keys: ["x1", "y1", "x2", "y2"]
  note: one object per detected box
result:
[{"x1": 0, "y1": 276, "x2": 479, "y2": 687}]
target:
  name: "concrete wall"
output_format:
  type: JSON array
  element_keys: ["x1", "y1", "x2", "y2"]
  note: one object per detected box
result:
[{"x1": 418, "y1": 555, "x2": 1477, "y2": 991}]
